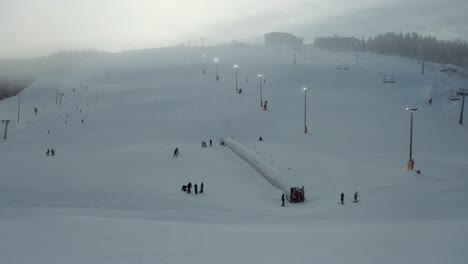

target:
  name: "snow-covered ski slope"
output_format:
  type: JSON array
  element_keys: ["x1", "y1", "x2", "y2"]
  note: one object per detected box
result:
[{"x1": 1, "y1": 46, "x2": 467, "y2": 263}]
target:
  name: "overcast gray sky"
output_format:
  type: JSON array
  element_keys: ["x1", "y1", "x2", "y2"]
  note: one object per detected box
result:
[{"x1": 1, "y1": 0, "x2": 467, "y2": 58}]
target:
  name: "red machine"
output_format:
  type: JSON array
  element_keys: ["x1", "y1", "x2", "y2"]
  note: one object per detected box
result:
[{"x1": 290, "y1": 186, "x2": 305, "y2": 203}]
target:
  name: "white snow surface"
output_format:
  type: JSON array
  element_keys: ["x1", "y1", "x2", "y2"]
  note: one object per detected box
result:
[{"x1": 1, "y1": 46, "x2": 468, "y2": 263}]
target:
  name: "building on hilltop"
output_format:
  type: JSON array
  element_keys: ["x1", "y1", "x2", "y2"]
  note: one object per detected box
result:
[
  {"x1": 314, "y1": 36, "x2": 359, "y2": 51},
  {"x1": 264, "y1": 32, "x2": 303, "y2": 47}
]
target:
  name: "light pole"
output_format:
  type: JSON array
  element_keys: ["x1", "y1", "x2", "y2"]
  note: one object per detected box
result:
[
  {"x1": 17, "y1": 94, "x2": 21, "y2": 123},
  {"x1": 303, "y1": 87, "x2": 308, "y2": 133},
  {"x1": 202, "y1": 54, "x2": 207, "y2": 74},
  {"x1": 258, "y1": 74, "x2": 263, "y2": 107},
  {"x1": 233, "y1": 65, "x2": 239, "y2": 91},
  {"x1": 214, "y1": 58, "x2": 219, "y2": 81},
  {"x1": 59, "y1": 93, "x2": 64, "y2": 106},
  {"x1": 2, "y1": 120, "x2": 11, "y2": 139},
  {"x1": 406, "y1": 107, "x2": 418, "y2": 170}
]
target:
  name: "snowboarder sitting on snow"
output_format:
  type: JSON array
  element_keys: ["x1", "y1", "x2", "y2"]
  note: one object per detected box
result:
[
  {"x1": 181, "y1": 185, "x2": 187, "y2": 192},
  {"x1": 354, "y1": 191, "x2": 359, "y2": 203},
  {"x1": 340, "y1": 192, "x2": 344, "y2": 204},
  {"x1": 201, "y1": 141, "x2": 207, "y2": 147}
]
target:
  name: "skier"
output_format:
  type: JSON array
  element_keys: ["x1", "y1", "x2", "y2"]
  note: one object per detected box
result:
[
  {"x1": 81, "y1": 119, "x2": 84, "y2": 124},
  {"x1": 340, "y1": 192, "x2": 344, "y2": 204},
  {"x1": 51, "y1": 149, "x2": 55, "y2": 156},
  {"x1": 281, "y1": 193, "x2": 285, "y2": 207},
  {"x1": 34, "y1": 107, "x2": 38, "y2": 115},
  {"x1": 46, "y1": 149, "x2": 50, "y2": 156},
  {"x1": 200, "y1": 182, "x2": 204, "y2": 193},
  {"x1": 263, "y1": 101, "x2": 268, "y2": 111},
  {"x1": 354, "y1": 191, "x2": 359, "y2": 203},
  {"x1": 428, "y1": 98, "x2": 432, "y2": 106},
  {"x1": 187, "y1": 182, "x2": 192, "y2": 193},
  {"x1": 258, "y1": 136, "x2": 263, "y2": 141},
  {"x1": 173, "y1": 147, "x2": 179, "y2": 157},
  {"x1": 209, "y1": 139, "x2": 212, "y2": 146},
  {"x1": 194, "y1": 183, "x2": 198, "y2": 194}
]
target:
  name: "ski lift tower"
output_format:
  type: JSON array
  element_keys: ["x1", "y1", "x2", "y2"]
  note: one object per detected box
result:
[{"x1": 457, "y1": 89, "x2": 468, "y2": 125}]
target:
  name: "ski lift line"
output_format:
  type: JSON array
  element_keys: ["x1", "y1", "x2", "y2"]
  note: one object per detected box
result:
[
  {"x1": 14, "y1": 83, "x2": 92, "y2": 142},
  {"x1": 221, "y1": 137, "x2": 296, "y2": 200}
]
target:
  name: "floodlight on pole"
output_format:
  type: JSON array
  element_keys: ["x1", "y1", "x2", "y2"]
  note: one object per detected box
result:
[
  {"x1": 233, "y1": 65, "x2": 239, "y2": 91},
  {"x1": 303, "y1": 87, "x2": 309, "y2": 133},
  {"x1": 214, "y1": 58, "x2": 219, "y2": 81},
  {"x1": 2, "y1": 120, "x2": 11, "y2": 140},
  {"x1": 258, "y1": 74, "x2": 263, "y2": 107},
  {"x1": 406, "y1": 107, "x2": 418, "y2": 170},
  {"x1": 17, "y1": 94, "x2": 21, "y2": 123}
]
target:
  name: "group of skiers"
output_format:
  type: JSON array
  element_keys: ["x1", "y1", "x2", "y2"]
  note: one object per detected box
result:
[
  {"x1": 201, "y1": 139, "x2": 213, "y2": 147},
  {"x1": 340, "y1": 191, "x2": 359, "y2": 204},
  {"x1": 181, "y1": 182, "x2": 204, "y2": 194},
  {"x1": 45, "y1": 149, "x2": 56, "y2": 156}
]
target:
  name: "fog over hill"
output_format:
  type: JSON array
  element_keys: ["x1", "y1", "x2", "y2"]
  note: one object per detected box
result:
[{"x1": 0, "y1": 45, "x2": 467, "y2": 263}]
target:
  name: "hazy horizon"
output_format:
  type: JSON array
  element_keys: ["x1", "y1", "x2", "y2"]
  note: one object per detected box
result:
[{"x1": 1, "y1": 0, "x2": 467, "y2": 59}]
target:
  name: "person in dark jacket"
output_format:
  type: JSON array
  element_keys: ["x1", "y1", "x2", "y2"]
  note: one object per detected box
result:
[
  {"x1": 173, "y1": 147, "x2": 179, "y2": 157},
  {"x1": 187, "y1": 182, "x2": 192, "y2": 193},
  {"x1": 46, "y1": 149, "x2": 50, "y2": 156},
  {"x1": 209, "y1": 139, "x2": 212, "y2": 146},
  {"x1": 281, "y1": 194, "x2": 285, "y2": 206},
  {"x1": 354, "y1": 191, "x2": 359, "y2": 203},
  {"x1": 340, "y1": 192, "x2": 344, "y2": 204},
  {"x1": 194, "y1": 183, "x2": 198, "y2": 194},
  {"x1": 200, "y1": 182, "x2": 204, "y2": 193}
]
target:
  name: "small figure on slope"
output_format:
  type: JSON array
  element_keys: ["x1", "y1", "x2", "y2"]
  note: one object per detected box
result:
[
  {"x1": 200, "y1": 182, "x2": 204, "y2": 193},
  {"x1": 340, "y1": 192, "x2": 344, "y2": 204},
  {"x1": 194, "y1": 183, "x2": 198, "y2": 194},
  {"x1": 281, "y1": 193, "x2": 285, "y2": 207},
  {"x1": 187, "y1": 182, "x2": 192, "y2": 194},
  {"x1": 354, "y1": 191, "x2": 359, "y2": 203},
  {"x1": 173, "y1": 147, "x2": 179, "y2": 157}
]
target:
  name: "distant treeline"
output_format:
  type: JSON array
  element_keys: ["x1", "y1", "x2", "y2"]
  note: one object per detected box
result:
[
  {"x1": 357, "y1": 32, "x2": 468, "y2": 68},
  {"x1": 0, "y1": 79, "x2": 32, "y2": 100}
]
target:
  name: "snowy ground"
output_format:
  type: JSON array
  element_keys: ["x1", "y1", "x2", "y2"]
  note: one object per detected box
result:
[{"x1": 1, "y1": 46, "x2": 468, "y2": 263}]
